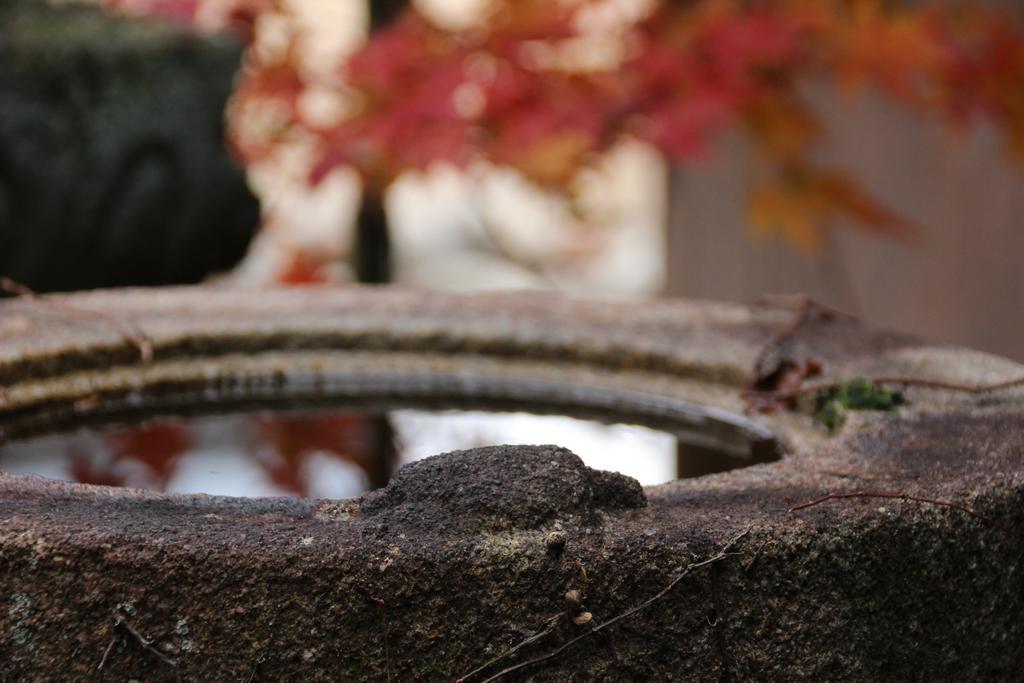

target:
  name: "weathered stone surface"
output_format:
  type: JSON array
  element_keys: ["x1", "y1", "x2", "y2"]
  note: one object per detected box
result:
[
  {"x1": 0, "y1": 0, "x2": 257, "y2": 291},
  {"x1": 0, "y1": 287, "x2": 1021, "y2": 680},
  {"x1": 360, "y1": 445, "x2": 646, "y2": 535}
]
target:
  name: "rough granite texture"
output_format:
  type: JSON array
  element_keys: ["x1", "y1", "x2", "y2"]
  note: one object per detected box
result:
[{"x1": 0, "y1": 286, "x2": 1021, "y2": 680}]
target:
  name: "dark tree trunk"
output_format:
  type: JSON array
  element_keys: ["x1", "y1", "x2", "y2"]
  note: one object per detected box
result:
[
  {"x1": 353, "y1": 193, "x2": 396, "y2": 486},
  {"x1": 353, "y1": 188, "x2": 392, "y2": 284},
  {"x1": 369, "y1": 0, "x2": 410, "y2": 30},
  {"x1": 349, "y1": 1, "x2": 410, "y2": 487},
  {"x1": 353, "y1": 0, "x2": 409, "y2": 285}
]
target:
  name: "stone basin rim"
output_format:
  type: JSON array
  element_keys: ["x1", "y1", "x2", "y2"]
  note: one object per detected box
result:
[
  {"x1": 1, "y1": 285, "x2": 1021, "y2": 508},
  {"x1": 0, "y1": 286, "x2": 796, "y2": 487},
  {"x1": 2, "y1": 286, "x2": 1023, "y2": 680}
]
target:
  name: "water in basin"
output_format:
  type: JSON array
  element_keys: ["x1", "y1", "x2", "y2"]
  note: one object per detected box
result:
[{"x1": 0, "y1": 407, "x2": 779, "y2": 497}]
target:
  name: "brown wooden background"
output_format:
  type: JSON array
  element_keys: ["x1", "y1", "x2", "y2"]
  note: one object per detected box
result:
[{"x1": 666, "y1": 86, "x2": 1024, "y2": 361}]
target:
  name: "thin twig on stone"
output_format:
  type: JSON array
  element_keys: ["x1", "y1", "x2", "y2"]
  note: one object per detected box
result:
[
  {"x1": 787, "y1": 491, "x2": 1023, "y2": 540},
  {"x1": 749, "y1": 295, "x2": 856, "y2": 378},
  {"x1": 474, "y1": 526, "x2": 752, "y2": 683},
  {"x1": 112, "y1": 612, "x2": 179, "y2": 671},
  {"x1": 96, "y1": 633, "x2": 118, "y2": 671},
  {"x1": 750, "y1": 296, "x2": 815, "y2": 383},
  {"x1": 795, "y1": 375, "x2": 1024, "y2": 399},
  {"x1": 745, "y1": 296, "x2": 849, "y2": 412},
  {"x1": 455, "y1": 614, "x2": 562, "y2": 683}
]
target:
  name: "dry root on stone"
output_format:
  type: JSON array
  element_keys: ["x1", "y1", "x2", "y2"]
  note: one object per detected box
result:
[
  {"x1": 788, "y1": 490, "x2": 1022, "y2": 539},
  {"x1": 96, "y1": 609, "x2": 180, "y2": 679},
  {"x1": 460, "y1": 526, "x2": 752, "y2": 683}
]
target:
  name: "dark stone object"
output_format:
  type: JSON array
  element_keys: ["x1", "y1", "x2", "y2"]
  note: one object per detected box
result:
[{"x1": 0, "y1": 0, "x2": 258, "y2": 292}]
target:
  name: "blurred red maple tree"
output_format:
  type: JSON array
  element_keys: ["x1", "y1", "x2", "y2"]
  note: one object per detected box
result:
[
  {"x1": 104, "y1": 0, "x2": 1024, "y2": 250},
  {"x1": 219, "y1": 0, "x2": 1023, "y2": 251}
]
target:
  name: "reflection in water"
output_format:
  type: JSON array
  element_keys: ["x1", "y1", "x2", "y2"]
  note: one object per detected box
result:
[{"x1": 0, "y1": 408, "x2": 762, "y2": 498}]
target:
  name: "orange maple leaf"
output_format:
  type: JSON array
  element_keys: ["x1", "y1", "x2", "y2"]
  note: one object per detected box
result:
[{"x1": 748, "y1": 167, "x2": 914, "y2": 253}]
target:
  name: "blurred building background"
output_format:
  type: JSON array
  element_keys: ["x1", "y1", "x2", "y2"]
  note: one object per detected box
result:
[{"x1": 669, "y1": 87, "x2": 1024, "y2": 362}]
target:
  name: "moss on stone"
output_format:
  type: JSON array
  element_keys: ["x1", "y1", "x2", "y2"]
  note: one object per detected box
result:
[{"x1": 813, "y1": 377, "x2": 903, "y2": 431}]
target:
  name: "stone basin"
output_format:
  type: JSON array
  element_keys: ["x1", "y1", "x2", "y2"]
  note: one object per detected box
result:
[{"x1": 0, "y1": 286, "x2": 1021, "y2": 680}]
